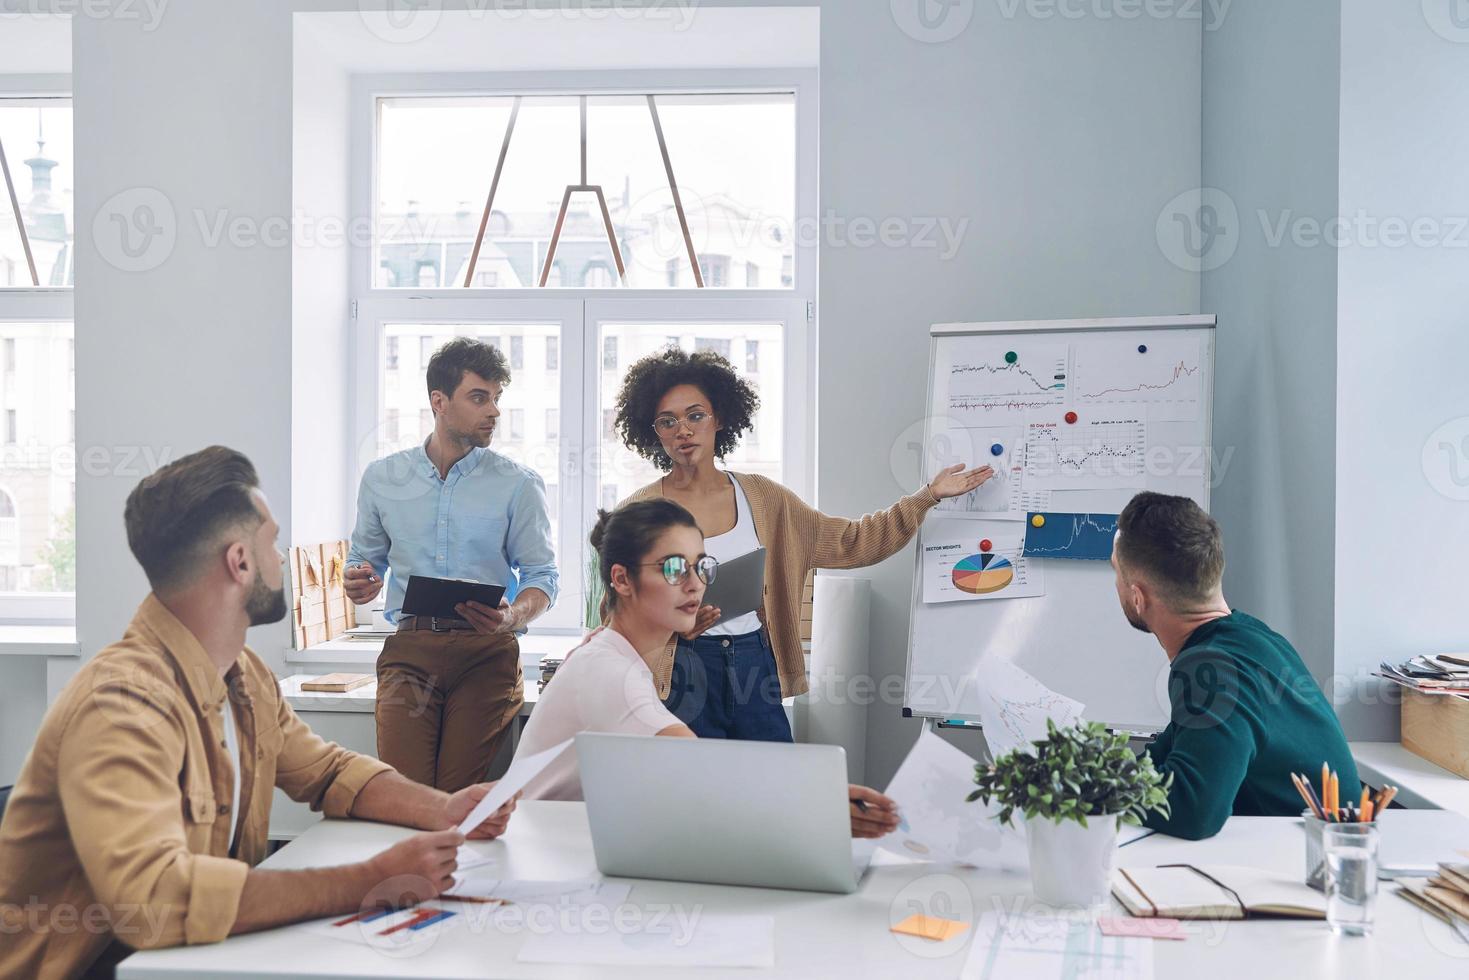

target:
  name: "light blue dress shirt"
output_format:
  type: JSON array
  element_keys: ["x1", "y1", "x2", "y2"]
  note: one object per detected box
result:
[{"x1": 347, "y1": 444, "x2": 559, "y2": 626}]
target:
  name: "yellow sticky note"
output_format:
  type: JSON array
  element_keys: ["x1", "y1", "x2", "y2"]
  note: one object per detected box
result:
[{"x1": 891, "y1": 914, "x2": 969, "y2": 942}]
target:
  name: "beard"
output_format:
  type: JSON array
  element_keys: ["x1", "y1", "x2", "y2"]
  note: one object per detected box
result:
[
  {"x1": 246, "y1": 568, "x2": 289, "y2": 626},
  {"x1": 1123, "y1": 605, "x2": 1152, "y2": 634}
]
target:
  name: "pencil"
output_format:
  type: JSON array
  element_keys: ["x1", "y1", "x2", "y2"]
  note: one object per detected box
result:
[
  {"x1": 1377, "y1": 786, "x2": 1397, "y2": 813},
  {"x1": 1300, "y1": 775, "x2": 1326, "y2": 818},
  {"x1": 1359, "y1": 786, "x2": 1370, "y2": 818},
  {"x1": 1329, "y1": 771, "x2": 1340, "y2": 819},
  {"x1": 1291, "y1": 774, "x2": 1322, "y2": 818},
  {"x1": 1321, "y1": 762, "x2": 1330, "y2": 813},
  {"x1": 1361, "y1": 799, "x2": 1373, "y2": 823}
]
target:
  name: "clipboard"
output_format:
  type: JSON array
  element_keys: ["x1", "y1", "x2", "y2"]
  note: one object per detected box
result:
[{"x1": 401, "y1": 575, "x2": 507, "y2": 622}]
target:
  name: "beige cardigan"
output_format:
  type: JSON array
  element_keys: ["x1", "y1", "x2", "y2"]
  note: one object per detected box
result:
[{"x1": 621, "y1": 472, "x2": 940, "y2": 699}]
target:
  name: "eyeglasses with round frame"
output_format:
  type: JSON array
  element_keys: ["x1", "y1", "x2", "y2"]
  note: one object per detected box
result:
[
  {"x1": 651, "y1": 410, "x2": 713, "y2": 434},
  {"x1": 633, "y1": 554, "x2": 719, "y2": 586}
]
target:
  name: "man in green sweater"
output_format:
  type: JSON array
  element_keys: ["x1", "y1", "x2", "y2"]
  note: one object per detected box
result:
[{"x1": 1111, "y1": 492, "x2": 1359, "y2": 840}]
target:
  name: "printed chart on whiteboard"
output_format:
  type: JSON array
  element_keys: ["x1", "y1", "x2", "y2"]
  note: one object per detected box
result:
[
  {"x1": 1073, "y1": 335, "x2": 1203, "y2": 421},
  {"x1": 941, "y1": 341, "x2": 1068, "y2": 421},
  {"x1": 921, "y1": 520, "x2": 1043, "y2": 604},
  {"x1": 1023, "y1": 409, "x2": 1147, "y2": 492}
]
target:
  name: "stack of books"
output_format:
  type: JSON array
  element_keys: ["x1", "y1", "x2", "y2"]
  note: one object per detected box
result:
[
  {"x1": 1397, "y1": 865, "x2": 1469, "y2": 940},
  {"x1": 1377, "y1": 654, "x2": 1469, "y2": 697}
]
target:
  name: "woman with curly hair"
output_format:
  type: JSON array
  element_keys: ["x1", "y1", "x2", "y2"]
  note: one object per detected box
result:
[{"x1": 612, "y1": 345, "x2": 994, "y2": 742}]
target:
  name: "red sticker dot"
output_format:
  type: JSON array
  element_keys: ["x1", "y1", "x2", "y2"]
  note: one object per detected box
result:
[
  {"x1": 1065, "y1": 411, "x2": 1079, "y2": 424},
  {"x1": 980, "y1": 539, "x2": 993, "y2": 553}
]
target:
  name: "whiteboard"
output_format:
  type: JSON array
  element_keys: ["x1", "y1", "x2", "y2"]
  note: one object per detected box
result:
[{"x1": 903, "y1": 315, "x2": 1217, "y2": 733}]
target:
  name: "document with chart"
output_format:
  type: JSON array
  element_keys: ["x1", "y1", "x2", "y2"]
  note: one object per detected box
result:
[
  {"x1": 920, "y1": 520, "x2": 1044, "y2": 604},
  {"x1": 1023, "y1": 407, "x2": 1147, "y2": 492}
]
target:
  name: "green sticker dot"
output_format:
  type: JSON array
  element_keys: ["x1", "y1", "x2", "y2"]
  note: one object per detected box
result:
[{"x1": 1005, "y1": 351, "x2": 1018, "y2": 364}]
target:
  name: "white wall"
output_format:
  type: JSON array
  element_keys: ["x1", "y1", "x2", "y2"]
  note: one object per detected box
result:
[
  {"x1": 1334, "y1": 0, "x2": 1469, "y2": 738},
  {"x1": 291, "y1": 18, "x2": 353, "y2": 593},
  {"x1": 817, "y1": 3, "x2": 1202, "y2": 783},
  {"x1": 1202, "y1": 1, "x2": 1341, "y2": 686},
  {"x1": 72, "y1": 3, "x2": 296, "y2": 672}
]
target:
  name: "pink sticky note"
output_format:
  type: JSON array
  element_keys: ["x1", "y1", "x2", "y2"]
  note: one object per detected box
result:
[{"x1": 1098, "y1": 916, "x2": 1187, "y2": 941}]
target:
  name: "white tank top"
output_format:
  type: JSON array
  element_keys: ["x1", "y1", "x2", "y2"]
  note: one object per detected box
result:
[{"x1": 702, "y1": 476, "x2": 764, "y2": 637}]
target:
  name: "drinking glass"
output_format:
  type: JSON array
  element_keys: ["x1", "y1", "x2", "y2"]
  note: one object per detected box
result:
[{"x1": 1323, "y1": 822, "x2": 1379, "y2": 936}]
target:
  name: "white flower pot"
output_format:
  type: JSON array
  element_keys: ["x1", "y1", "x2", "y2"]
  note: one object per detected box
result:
[{"x1": 1025, "y1": 814, "x2": 1120, "y2": 908}]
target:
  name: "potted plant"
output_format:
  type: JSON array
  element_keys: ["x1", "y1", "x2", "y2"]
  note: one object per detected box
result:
[{"x1": 967, "y1": 720, "x2": 1172, "y2": 907}]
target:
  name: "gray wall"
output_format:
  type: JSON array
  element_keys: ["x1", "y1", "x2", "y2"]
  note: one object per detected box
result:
[
  {"x1": 1201, "y1": 1, "x2": 1341, "y2": 687},
  {"x1": 817, "y1": 3, "x2": 1202, "y2": 783},
  {"x1": 1334, "y1": 0, "x2": 1469, "y2": 738}
]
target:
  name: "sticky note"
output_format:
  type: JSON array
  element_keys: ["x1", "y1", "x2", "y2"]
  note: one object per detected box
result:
[
  {"x1": 891, "y1": 914, "x2": 969, "y2": 942},
  {"x1": 1098, "y1": 916, "x2": 1187, "y2": 941}
]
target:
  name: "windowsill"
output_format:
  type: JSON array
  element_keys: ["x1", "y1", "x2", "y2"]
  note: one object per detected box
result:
[
  {"x1": 0, "y1": 623, "x2": 79, "y2": 657},
  {"x1": 284, "y1": 630, "x2": 585, "y2": 668}
]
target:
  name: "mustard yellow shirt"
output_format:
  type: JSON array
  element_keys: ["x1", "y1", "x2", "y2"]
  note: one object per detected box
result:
[{"x1": 0, "y1": 594, "x2": 392, "y2": 979}]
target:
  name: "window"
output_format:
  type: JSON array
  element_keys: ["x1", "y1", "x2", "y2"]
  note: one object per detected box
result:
[
  {"x1": 0, "y1": 100, "x2": 73, "y2": 288},
  {"x1": 419, "y1": 408, "x2": 432, "y2": 438},
  {"x1": 478, "y1": 333, "x2": 501, "y2": 353},
  {"x1": 697, "y1": 255, "x2": 730, "y2": 288},
  {"x1": 0, "y1": 94, "x2": 74, "y2": 618},
  {"x1": 419, "y1": 335, "x2": 435, "y2": 365},
  {"x1": 386, "y1": 335, "x2": 399, "y2": 369},
  {"x1": 353, "y1": 72, "x2": 814, "y2": 635},
  {"x1": 375, "y1": 92, "x2": 795, "y2": 290},
  {"x1": 694, "y1": 337, "x2": 732, "y2": 361},
  {"x1": 385, "y1": 408, "x2": 399, "y2": 443}
]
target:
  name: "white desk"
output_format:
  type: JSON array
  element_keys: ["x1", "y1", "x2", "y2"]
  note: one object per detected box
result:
[
  {"x1": 121, "y1": 802, "x2": 1469, "y2": 979},
  {"x1": 1352, "y1": 741, "x2": 1469, "y2": 818}
]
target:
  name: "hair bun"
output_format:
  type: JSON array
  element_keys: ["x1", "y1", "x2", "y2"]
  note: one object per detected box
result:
[{"x1": 588, "y1": 508, "x2": 613, "y2": 551}]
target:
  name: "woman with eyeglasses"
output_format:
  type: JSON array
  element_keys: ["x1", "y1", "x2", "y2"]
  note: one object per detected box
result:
[
  {"x1": 612, "y1": 347, "x2": 994, "y2": 742},
  {"x1": 512, "y1": 500, "x2": 901, "y2": 838}
]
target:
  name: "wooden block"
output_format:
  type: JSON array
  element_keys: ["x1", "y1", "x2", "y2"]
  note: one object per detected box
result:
[
  {"x1": 301, "y1": 672, "x2": 374, "y2": 693},
  {"x1": 1402, "y1": 689, "x2": 1469, "y2": 779}
]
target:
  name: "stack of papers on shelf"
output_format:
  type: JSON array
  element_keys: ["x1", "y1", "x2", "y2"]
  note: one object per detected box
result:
[{"x1": 1378, "y1": 655, "x2": 1469, "y2": 696}]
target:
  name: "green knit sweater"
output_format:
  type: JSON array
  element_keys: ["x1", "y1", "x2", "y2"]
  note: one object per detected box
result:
[{"x1": 1143, "y1": 611, "x2": 1359, "y2": 840}]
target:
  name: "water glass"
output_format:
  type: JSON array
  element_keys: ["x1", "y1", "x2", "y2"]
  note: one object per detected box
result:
[
  {"x1": 1301, "y1": 810, "x2": 1327, "y2": 890},
  {"x1": 1323, "y1": 822, "x2": 1379, "y2": 936}
]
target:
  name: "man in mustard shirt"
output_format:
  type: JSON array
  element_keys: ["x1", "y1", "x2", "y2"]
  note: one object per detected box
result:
[{"x1": 0, "y1": 446, "x2": 517, "y2": 979}]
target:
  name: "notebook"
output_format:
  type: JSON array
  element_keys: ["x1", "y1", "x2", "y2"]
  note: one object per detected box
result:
[{"x1": 1113, "y1": 864, "x2": 1327, "y2": 920}]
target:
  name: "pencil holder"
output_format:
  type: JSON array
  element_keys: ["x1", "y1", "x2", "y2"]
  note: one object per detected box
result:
[{"x1": 1302, "y1": 810, "x2": 1327, "y2": 891}]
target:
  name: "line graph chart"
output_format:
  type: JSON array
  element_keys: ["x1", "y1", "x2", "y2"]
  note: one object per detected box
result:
[
  {"x1": 942, "y1": 341, "x2": 1069, "y2": 421},
  {"x1": 1023, "y1": 411, "x2": 1146, "y2": 491},
  {"x1": 1023, "y1": 512, "x2": 1120, "y2": 561},
  {"x1": 1073, "y1": 336, "x2": 1203, "y2": 421}
]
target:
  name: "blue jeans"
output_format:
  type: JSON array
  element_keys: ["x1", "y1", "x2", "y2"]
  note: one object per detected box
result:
[{"x1": 662, "y1": 628, "x2": 793, "y2": 742}]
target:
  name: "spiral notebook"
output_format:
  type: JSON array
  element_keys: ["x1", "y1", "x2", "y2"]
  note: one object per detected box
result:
[{"x1": 1113, "y1": 864, "x2": 1326, "y2": 920}]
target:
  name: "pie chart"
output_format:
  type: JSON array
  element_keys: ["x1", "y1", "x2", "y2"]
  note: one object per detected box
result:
[{"x1": 951, "y1": 553, "x2": 1015, "y2": 595}]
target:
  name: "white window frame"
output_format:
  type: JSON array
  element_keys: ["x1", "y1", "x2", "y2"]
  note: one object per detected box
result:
[
  {"x1": 350, "y1": 69, "x2": 817, "y2": 636},
  {"x1": 0, "y1": 74, "x2": 73, "y2": 624}
]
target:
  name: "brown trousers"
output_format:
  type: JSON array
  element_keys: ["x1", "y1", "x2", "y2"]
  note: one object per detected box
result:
[{"x1": 375, "y1": 629, "x2": 523, "y2": 793}]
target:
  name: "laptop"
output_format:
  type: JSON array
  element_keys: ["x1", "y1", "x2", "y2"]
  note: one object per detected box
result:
[{"x1": 576, "y1": 732, "x2": 871, "y2": 894}]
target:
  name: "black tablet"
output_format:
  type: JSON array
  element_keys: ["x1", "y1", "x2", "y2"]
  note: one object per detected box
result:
[{"x1": 401, "y1": 575, "x2": 507, "y2": 622}]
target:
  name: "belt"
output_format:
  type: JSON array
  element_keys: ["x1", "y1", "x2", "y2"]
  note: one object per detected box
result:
[{"x1": 396, "y1": 615, "x2": 476, "y2": 633}]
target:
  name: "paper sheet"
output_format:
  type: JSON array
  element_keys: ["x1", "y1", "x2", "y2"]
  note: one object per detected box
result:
[
  {"x1": 878, "y1": 729, "x2": 1028, "y2": 872},
  {"x1": 961, "y1": 912, "x2": 1154, "y2": 980},
  {"x1": 1023, "y1": 408, "x2": 1147, "y2": 492},
  {"x1": 961, "y1": 658, "x2": 1085, "y2": 761},
  {"x1": 444, "y1": 875, "x2": 632, "y2": 908},
  {"x1": 517, "y1": 913, "x2": 775, "y2": 968},
  {"x1": 455, "y1": 738, "x2": 574, "y2": 834}
]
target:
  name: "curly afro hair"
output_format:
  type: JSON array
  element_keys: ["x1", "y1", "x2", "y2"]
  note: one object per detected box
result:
[{"x1": 613, "y1": 346, "x2": 760, "y2": 471}]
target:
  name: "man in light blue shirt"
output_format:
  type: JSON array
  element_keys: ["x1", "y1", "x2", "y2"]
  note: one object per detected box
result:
[{"x1": 346, "y1": 338, "x2": 558, "y2": 792}]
